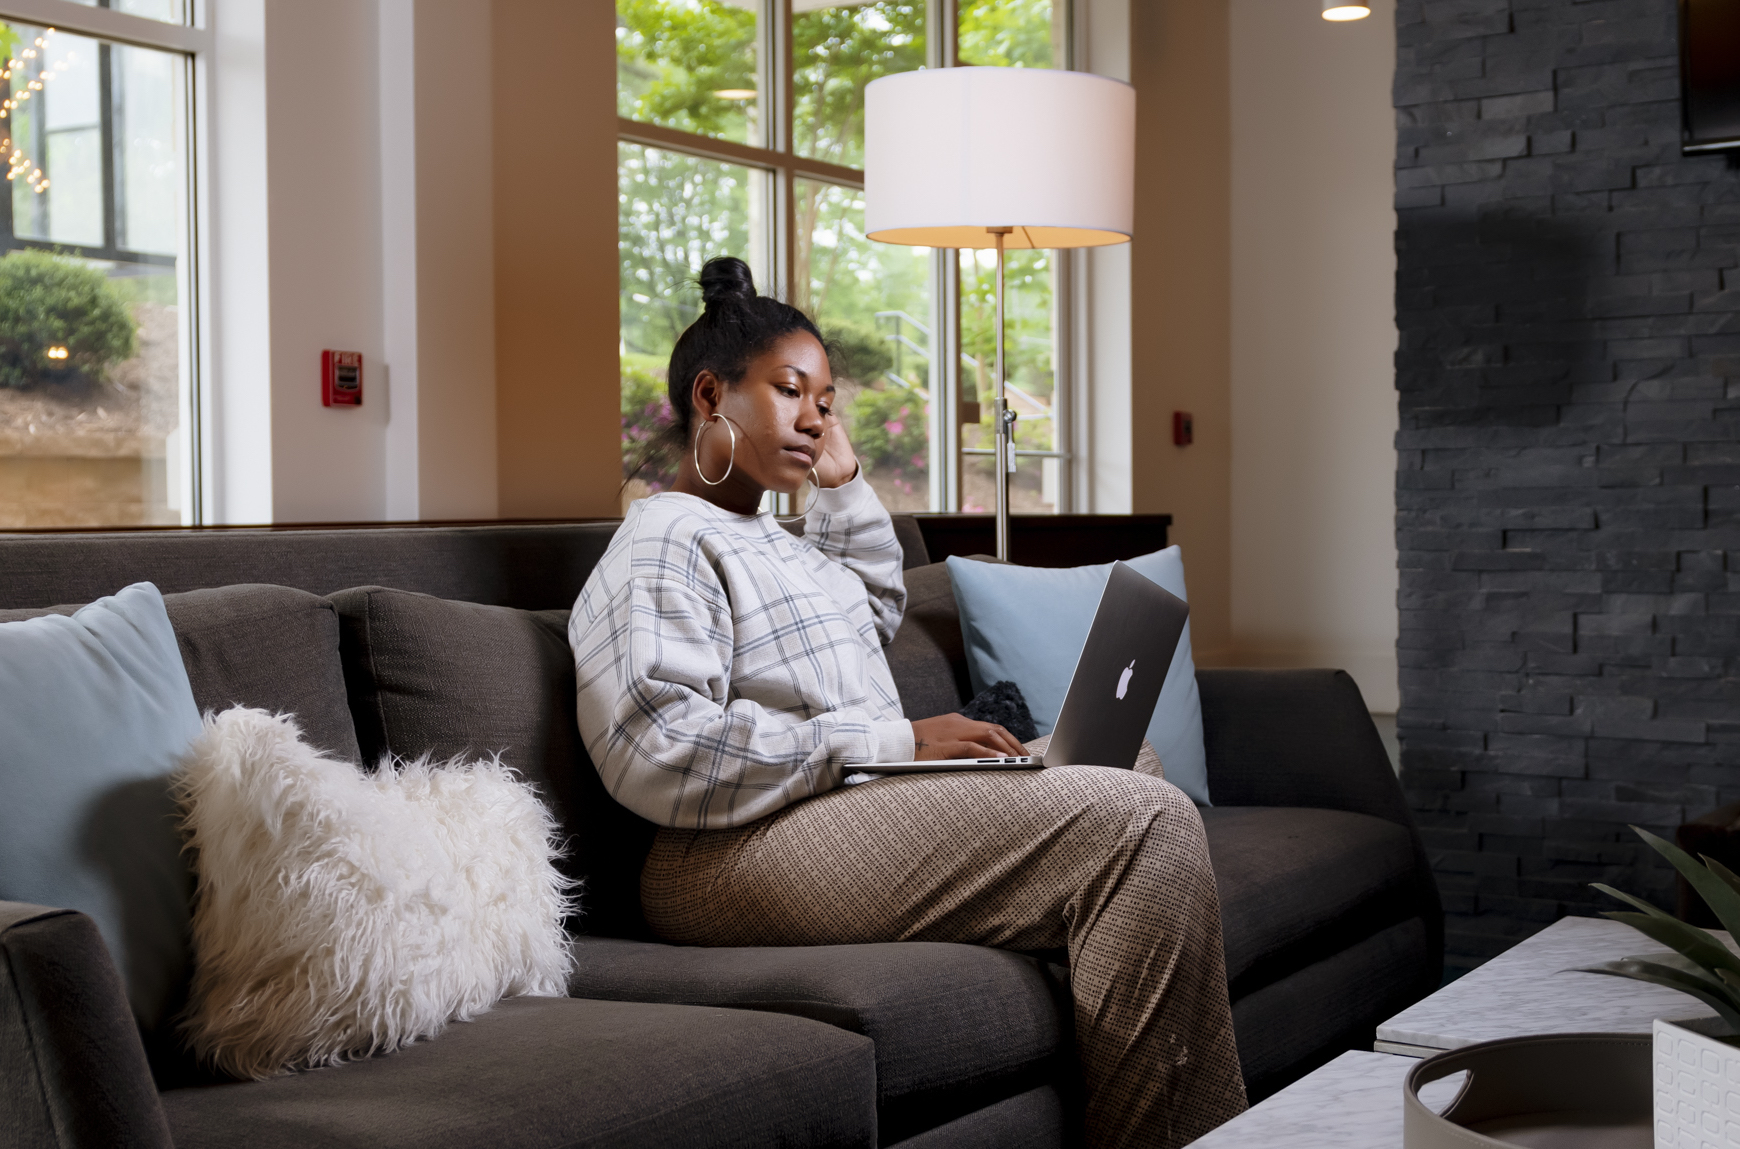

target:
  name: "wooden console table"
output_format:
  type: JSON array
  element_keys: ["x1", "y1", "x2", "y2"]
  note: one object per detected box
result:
[{"x1": 911, "y1": 514, "x2": 1172, "y2": 568}]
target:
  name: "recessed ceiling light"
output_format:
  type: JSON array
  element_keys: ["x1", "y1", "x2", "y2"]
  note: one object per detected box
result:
[
  {"x1": 1321, "y1": 3, "x2": 1371, "y2": 19},
  {"x1": 712, "y1": 89, "x2": 755, "y2": 100}
]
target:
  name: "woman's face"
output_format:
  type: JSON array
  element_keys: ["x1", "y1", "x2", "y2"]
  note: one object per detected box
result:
[{"x1": 687, "y1": 331, "x2": 836, "y2": 507}]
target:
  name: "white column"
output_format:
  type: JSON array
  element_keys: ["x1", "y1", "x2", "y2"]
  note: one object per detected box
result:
[
  {"x1": 1073, "y1": 0, "x2": 1133, "y2": 514},
  {"x1": 204, "y1": 0, "x2": 272, "y2": 524}
]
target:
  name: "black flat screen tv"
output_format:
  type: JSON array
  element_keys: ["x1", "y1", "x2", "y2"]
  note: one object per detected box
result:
[{"x1": 1682, "y1": 0, "x2": 1740, "y2": 154}]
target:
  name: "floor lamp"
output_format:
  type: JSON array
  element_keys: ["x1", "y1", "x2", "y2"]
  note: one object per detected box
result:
[{"x1": 864, "y1": 66, "x2": 1134, "y2": 561}]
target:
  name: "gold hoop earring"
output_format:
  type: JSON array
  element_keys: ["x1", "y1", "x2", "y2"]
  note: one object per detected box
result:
[
  {"x1": 694, "y1": 413, "x2": 736, "y2": 486},
  {"x1": 775, "y1": 469, "x2": 821, "y2": 524}
]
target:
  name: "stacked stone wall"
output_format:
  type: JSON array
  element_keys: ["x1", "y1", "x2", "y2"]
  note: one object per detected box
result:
[{"x1": 1394, "y1": 0, "x2": 1740, "y2": 970}]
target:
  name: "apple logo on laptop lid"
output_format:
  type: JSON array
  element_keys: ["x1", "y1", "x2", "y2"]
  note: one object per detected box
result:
[{"x1": 1116, "y1": 660, "x2": 1134, "y2": 700}]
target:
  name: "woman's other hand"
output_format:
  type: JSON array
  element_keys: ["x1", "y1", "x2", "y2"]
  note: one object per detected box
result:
[
  {"x1": 909, "y1": 714, "x2": 1028, "y2": 760},
  {"x1": 812, "y1": 415, "x2": 859, "y2": 488}
]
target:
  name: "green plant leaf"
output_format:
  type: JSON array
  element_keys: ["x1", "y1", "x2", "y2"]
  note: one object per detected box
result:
[
  {"x1": 1639, "y1": 950, "x2": 1730, "y2": 980},
  {"x1": 1633, "y1": 825, "x2": 1740, "y2": 945},
  {"x1": 1704, "y1": 856, "x2": 1740, "y2": 906},
  {"x1": 1598, "y1": 910, "x2": 1740, "y2": 979},
  {"x1": 1574, "y1": 959, "x2": 1740, "y2": 1031},
  {"x1": 1591, "y1": 882, "x2": 1680, "y2": 921}
]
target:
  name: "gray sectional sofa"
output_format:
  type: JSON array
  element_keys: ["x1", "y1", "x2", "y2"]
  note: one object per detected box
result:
[{"x1": 0, "y1": 518, "x2": 1442, "y2": 1148}]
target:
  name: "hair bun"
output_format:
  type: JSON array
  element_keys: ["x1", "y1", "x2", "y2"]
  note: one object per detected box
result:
[{"x1": 699, "y1": 256, "x2": 758, "y2": 308}]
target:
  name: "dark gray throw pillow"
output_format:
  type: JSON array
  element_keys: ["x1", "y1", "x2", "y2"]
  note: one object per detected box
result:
[{"x1": 328, "y1": 587, "x2": 657, "y2": 941}]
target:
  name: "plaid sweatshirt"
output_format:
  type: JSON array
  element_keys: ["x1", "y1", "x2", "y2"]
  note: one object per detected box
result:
[{"x1": 570, "y1": 473, "x2": 913, "y2": 829}]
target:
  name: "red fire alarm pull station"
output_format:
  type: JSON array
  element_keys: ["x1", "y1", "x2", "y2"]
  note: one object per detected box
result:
[
  {"x1": 322, "y1": 351, "x2": 363, "y2": 407},
  {"x1": 1173, "y1": 411, "x2": 1194, "y2": 446}
]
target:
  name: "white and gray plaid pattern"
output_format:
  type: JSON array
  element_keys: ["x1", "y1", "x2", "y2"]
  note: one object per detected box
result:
[{"x1": 571, "y1": 474, "x2": 911, "y2": 829}]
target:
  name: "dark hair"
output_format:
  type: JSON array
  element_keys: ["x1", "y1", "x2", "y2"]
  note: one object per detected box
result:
[{"x1": 665, "y1": 257, "x2": 825, "y2": 439}]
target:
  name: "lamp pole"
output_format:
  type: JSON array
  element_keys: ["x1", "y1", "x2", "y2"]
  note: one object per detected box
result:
[{"x1": 989, "y1": 226, "x2": 1014, "y2": 561}]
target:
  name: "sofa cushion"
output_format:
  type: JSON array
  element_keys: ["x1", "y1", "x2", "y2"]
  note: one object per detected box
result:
[
  {"x1": 885, "y1": 562, "x2": 973, "y2": 720},
  {"x1": 328, "y1": 586, "x2": 657, "y2": 940},
  {"x1": 160, "y1": 995, "x2": 877, "y2": 1149},
  {"x1": 1202, "y1": 806, "x2": 1419, "y2": 996},
  {"x1": 165, "y1": 586, "x2": 363, "y2": 763},
  {"x1": 891, "y1": 514, "x2": 931, "y2": 570},
  {"x1": 0, "y1": 584, "x2": 363, "y2": 765},
  {"x1": 566, "y1": 937, "x2": 1063, "y2": 1144}
]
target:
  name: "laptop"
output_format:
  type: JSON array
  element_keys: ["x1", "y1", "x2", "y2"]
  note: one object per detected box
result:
[{"x1": 871, "y1": 561, "x2": 1190, "y2": 773}]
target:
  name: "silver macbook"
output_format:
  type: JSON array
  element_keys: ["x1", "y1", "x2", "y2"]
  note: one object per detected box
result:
[{"x1": 873, "y1": 561, "x2": 1190, "y2": 773}]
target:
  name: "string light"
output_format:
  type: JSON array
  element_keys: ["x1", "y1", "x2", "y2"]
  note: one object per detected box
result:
[{"x1": 0, "y1": 27, "x2": 66, "y2": 193}]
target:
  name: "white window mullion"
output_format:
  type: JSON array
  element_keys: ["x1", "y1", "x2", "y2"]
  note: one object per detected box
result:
[{"x1": 0, "y1": 0, "x2": 207, "y2": 53}]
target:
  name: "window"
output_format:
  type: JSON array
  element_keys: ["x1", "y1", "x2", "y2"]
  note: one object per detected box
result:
[
  {"x1": 616, "y1": 0, "x2": 1071, "y2": 515},
  {"x1": 0, "y1": 2, "x2": 196, "y2": 528}
]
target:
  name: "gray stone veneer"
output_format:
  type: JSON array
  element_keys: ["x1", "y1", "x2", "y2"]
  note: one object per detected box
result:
[{"x1": 1394, "y1": 0, "x2": 1740, "y2": 972}]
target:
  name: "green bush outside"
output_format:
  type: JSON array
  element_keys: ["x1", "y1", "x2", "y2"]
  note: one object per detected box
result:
[
  {"x1": 824, "y1": 320, "x2": 927, "y2": 496},
  {"x1": 822, "y1": 320, "x2": 892, "y2": 388},
  {"x1": 0, "y1": 250, "x2": 138, "y2": 391}
]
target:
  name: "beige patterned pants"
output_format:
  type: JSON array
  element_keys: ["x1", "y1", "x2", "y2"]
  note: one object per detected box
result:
[{"x1": 641, "y1": 762, "x2": 1248, "y2": 1149}]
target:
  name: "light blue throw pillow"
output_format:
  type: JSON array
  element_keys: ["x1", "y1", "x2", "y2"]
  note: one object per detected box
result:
[
  {"x1": 0, "y1": 581, "x2": 203, "y2": 1030},
  {"x1": 945, "y1": 547, "x2": 1211, "y2": 805}
]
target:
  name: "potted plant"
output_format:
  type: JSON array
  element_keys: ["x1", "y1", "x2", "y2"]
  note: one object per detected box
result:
[{"x1": 1580, "y1": 826, "x2": 1740, "y2": 1145}]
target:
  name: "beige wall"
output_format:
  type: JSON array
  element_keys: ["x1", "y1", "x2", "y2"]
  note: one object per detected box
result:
[
  {"x1": 1228, "y1": 0, "x2": 1399, "y2": 711},
  {"x1": 1128, "y1": 0, "x2": 1398, "y2": 707},
  {"x1": 493, "y1": 0, "x2": 622, "y2": 519},
  {"x1": 408, "y1": 0, "x2": 500, "y2": 521},
  {"x1": 219, "y1": 0, "x2": 618, "y2": 524},
  {"x1": 1129, "y1": 0, "x2": 1235, "y2": 665}
]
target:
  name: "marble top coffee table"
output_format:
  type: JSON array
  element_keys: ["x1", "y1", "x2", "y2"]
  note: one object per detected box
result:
[
  {"x1": 1374, "y1": 914, "x2": 1728, "y2": 1056},
  {"x1": 1185, "y1": 1051, "x2": 1463, "y2": 1148},
  {"x1": 1187, "y1": 914, "x2": 1729, "y2": 1146}
]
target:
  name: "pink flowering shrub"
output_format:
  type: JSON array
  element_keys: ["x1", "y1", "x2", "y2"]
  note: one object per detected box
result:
[
  {"x1": 845, "y1": 384, "x2": 928, "y2": 492},
  {"x1": 621, "y1": 362, "x2": 680, "y2": 491}
]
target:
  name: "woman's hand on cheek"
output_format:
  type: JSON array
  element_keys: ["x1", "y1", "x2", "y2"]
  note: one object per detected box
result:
[{"x1": 812, "y1": 418, "x2": 859, "y2": 489}]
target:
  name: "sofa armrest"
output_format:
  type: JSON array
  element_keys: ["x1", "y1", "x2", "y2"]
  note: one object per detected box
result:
[
  {"x1": 1198, "y1": 669, "x2": 1444, "y2": 980},
  {"x1": 0, "y1": 902, "x2": 172, "y2": 1149},
  {"x1": 1198, "y1": 668, "x2": 1406, "y2": 824}
]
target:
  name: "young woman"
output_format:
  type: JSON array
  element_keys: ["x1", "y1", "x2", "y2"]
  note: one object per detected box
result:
[{"x1": 572, "y1": 257, "x2": 1246, "y2": 1148}]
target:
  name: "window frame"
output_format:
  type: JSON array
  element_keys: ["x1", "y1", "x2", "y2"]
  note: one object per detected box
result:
[
  {"x1": 617, "y1": 0, "x2": 1077, "y2": 514},
  {"x1": 0, "y1": 0, "x2": 207, "y2": 523}
]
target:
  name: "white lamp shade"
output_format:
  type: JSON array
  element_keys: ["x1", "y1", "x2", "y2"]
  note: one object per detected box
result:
[{"x1": 865, "y1": 67, "x2": 1134, "y2": 250}]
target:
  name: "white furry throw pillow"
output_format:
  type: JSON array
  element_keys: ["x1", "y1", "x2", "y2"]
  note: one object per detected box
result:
[{"x1": 175, "y1": 707, "x2": 575, "y2": 1079}]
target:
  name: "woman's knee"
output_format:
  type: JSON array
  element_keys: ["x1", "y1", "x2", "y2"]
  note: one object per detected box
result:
[{"x1": 1036, "y1": 767, "x2": 1203, "y2": 851}]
